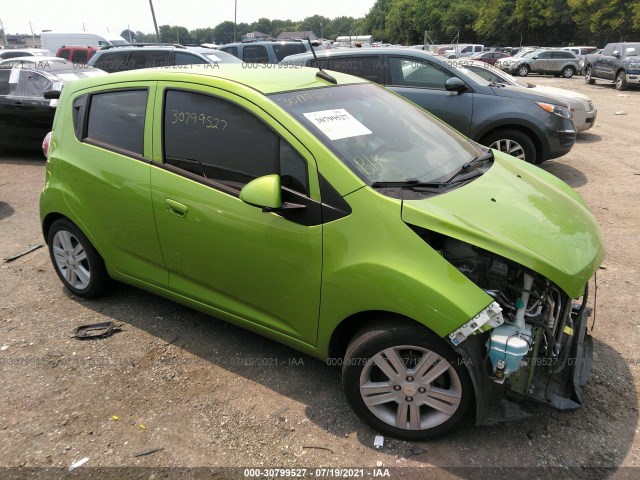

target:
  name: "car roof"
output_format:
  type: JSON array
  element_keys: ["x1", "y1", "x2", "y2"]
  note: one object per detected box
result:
[
  {"x1": 60, "y1": 64, "x2": 364, "y2": 95},
  {"x1": 0, "y1": 56, "x2": 69, "y2": 63},
  {"x1": 283, "y1": 47, "x2": 451, "y2": 64}
]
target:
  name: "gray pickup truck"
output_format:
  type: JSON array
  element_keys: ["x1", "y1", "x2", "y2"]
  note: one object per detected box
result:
[{"x1": 584, "y1": 42, "x2": 640, "y2": 90}]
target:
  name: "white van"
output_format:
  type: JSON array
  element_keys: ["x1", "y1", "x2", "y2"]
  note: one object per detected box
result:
[{"x1": 40, "y1": 31, "x2": 129, "y2": 53}]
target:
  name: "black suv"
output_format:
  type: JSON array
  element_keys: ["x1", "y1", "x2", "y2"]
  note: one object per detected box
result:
[
  {"x1": 87, "y1": 44, "x2": 241, "y2": 73},
  {"x1": 282, "y1": 48, "x2": 576, "y2": 164}
]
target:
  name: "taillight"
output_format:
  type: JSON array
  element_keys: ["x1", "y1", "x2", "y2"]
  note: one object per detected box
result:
[{"x1": 42, "y1": 132, "x2": 52, "y2": 159}]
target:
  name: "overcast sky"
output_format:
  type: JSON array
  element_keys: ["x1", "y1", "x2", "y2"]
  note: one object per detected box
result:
[{"x1": 1, "y1": 0, "x2": 375, "y2": 35}]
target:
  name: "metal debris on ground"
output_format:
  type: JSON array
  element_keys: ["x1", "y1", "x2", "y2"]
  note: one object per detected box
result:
[
  {"x1": 134, "y1": 447, "x2": 164, "y2": 457},
  {"x1": 374, "y1": 435, "x2": 384, "y2": 449},
  {"x1": 613, "y1": 111, "x2": 628, "y2": 115},
  {"x1": 71, "y1": 321, "x2": 122, "y2": 339},
  {"x1": 3, "y1": 243, "x2": 44, "y2": 262}
]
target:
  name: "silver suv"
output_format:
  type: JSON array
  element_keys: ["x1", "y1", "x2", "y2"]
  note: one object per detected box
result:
[{"x1": 499, "y1": 49, "x2": 581, "y2": 78}]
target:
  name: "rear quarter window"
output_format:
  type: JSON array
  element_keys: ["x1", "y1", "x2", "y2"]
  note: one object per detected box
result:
[{"x1": 93, "y1": 51, "x2": 130, "y2": 73}]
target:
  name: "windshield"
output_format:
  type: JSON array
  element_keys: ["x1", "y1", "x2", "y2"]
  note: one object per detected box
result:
[{"x1": 271, "y1": 83, "x2": 481, "y2": 184}]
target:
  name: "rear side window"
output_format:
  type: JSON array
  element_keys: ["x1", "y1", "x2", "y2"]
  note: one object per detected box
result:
[
  {"x1": 72, "y1": 50, "x2": 88, "y2": 64},
  {"x1": 243, "y1": 45, "x2": 269, "y2": 64},
  {"x1": 220, "y1": 46, "x2": 238, "y2": 58},
  {"x1": 0, "y1": 70, "x2": 10, "y2": 96},
  {"x1": 129, "y1": 50, "x2": 171, "y2": 69},
  {"x1": 85, "y1": 90, "x2": 148, "y2": 155},
  {"x1": 313, "y1": 56, "x2": 384, "y2": 83},
  {"x1": 93, "y1": 51, "x2": 130, "y2": 73},
  {"x1": 174, "y1": 52, "x2": 208, "y2": 65},
  {"x1": 59, "y1": 49, "x2": 70, "y2": 60},
  {"x1": 273, "y1": 43, "x2": 306, "y2": 62}
]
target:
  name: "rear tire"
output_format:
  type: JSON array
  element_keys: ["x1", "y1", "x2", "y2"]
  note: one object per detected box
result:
[
  {"x1": 482, "y1": 129, "x2": 537, "y2": 164},
  {"x1": 342, "y1": 321, "x2": 473, "y2": 440},
  {"x1": 561, "y1": 66, "x2": 575, "y2": 78},
  {"x1": 47, "y1": 218, "x2": 110, "y2": 298},
  {"x1": 615, "y1": 71, "x2": 628, "y2": 91}
]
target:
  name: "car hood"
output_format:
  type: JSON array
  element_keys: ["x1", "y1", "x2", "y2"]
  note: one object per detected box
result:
[
  {"x1": 529, "y1": 85, "x2": 592, "y2": 106},
  {"x1": 491, "y1": 85, "x2": 571, "y2": 106},
  {"x1": 401, "y1": 153, "x2": 605, "y2": 298}
]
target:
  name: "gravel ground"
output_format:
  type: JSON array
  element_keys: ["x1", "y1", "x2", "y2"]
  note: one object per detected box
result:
[{"x1": 0, "y1": 74, "x2": 638, "y2": 480}]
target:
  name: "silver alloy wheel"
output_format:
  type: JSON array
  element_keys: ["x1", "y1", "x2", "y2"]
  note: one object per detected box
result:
[
  {"x1": 488, "y1": 138, "x2": 526, "y2": 160},
  {"x1": 562, "y1": 67, "x2": 574, "y2": 78},
  {"x1": 52, "y1": 230, "x2": 91, "y2": 290},
  {"x1": 517, "y1": 65, "x2": 529, "y2": 76},
  {"x1": 359, "y1": 345, "x2": 463, "y2": 431}
]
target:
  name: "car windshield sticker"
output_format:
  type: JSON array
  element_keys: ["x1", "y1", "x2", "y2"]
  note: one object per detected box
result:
[
  {"x1": 303, "y1": 109, "x2": 372, "y2": 141},
  {"x1": 52, "y1": 82, "x2": 64, "y2": 91}
]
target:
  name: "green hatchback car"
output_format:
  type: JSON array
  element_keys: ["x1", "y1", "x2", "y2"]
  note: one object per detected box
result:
[{"x1": 40, "y1": 64, "x2": 605, "y2": 440}]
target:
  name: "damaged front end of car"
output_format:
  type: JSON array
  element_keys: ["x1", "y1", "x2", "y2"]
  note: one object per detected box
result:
[
  {"x1": 402, "y1": 154, "x2": 605, "y2": 425},
  {"x1": 439, "y1": 235, "x2": 594, "y2": 424}
]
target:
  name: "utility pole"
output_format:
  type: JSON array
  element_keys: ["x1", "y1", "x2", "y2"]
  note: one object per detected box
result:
[
  {"x1": 149, "y1": 0, "x2": 160, "y2": 43},
  {"x1": 29, "y1": 21, "x2": 35, "y2": 42},
  {"x1": 233, "y1": 0, "x2": 238, "y2": 43},
  {"x1": 82, "y1": 22, "x2": 86, "y2": 32},
  {"x1": 0, "y1": 18, "x2": 6, "y2": 46}
]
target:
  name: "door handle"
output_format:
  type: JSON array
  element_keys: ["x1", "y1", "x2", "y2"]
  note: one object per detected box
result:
[{"x1": 165, "y1": 199, "x2": 188, "y2": 217}]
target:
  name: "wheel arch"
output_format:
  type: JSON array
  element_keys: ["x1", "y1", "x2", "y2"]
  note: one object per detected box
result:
[
  {"x1": 327, "y1": 310, "x2": 447, "y2": 363},
  {"x1": 478, "y1": 124, "x2": 544, "y2": 163},
  {"x1": 42, "y1": 212, "x2": 67, "y2": 242}
]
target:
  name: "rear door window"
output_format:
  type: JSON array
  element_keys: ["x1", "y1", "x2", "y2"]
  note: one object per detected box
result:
[
  {"x1": 93, "y1": 51, "x2": 130, "y2": 73},
  {"x1": 85, "y1": 89, "x2": 148, "y2": 155},
  {"x1": 243, "y1": 45, "x2": 269, "y2": 64},
  {"x1": 220, "y1": 46, "x2": 239, "y2": 58}
]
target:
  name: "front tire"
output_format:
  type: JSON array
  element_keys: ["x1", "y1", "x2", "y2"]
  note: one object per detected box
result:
[
  {"x1": 482, "y1": 129, "x2": 537, "y2": 163},
  {"x1": 47, "y1": 218, "x2": 110, "y2": 298},
  {"x1": 342, "y1": 322, "x2": 473, "y2": 440},
  {"x1": 517, "y1": 64, "x2": 530, "y2": 76},
  {"x1": 585, "y1": 67, "x2": 595, "y2": 85},
  {"x1": 615, "y1": 71, "x2": 628, "y2": 91}
]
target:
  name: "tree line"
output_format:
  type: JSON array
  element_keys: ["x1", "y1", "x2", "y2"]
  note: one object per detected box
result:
[
  {"x1": 362, "y1": 0, "x2": 640, "y2": 47},
  {"x1": 124, "y1": 0, "x2": 640, "y2": 48},
  {"x1": 126, "y1": 15, "x2": 365, "y2": 45}
]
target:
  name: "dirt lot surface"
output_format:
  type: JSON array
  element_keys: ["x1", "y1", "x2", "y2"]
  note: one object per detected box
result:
[{"x1": 0, "y1": 74, "x2": 639, "y2": 480}]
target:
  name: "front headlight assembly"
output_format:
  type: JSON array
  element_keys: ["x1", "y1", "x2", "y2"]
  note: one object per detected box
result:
[{"x1": 535, "y1": 101, "x2": 573, "y2": 119}]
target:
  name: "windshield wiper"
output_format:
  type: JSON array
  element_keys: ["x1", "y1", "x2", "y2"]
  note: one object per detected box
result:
[
  {"x1": 370, "y1": 179, "x2": 451, "y2": 189},
  {"x1": 445, "y1": 150, "x2": 494, "y2": 183}
]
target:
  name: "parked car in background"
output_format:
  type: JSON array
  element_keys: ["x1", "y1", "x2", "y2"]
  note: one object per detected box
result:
[
  {"x1": 282, "y1": 48, "x2": 576, "y2": 164},
  {"x1": 40, "y1": 31, "x2": 128, "y2": 53},
  {"x1": 218, "y1": 41, "x2": 318, "y2": 64},
  {"x1": 584, "y1": 42, "x2": 640, "y2": 91},
  {"x1": 56, "y1": 46, "x2": 100, "y2": 64},
  {"x1": 461, "y1": 60, "x2": 597, "y2": 131},
  {"x1": 0, "y1": 48, "x2": 56, "y2": 60},
  {"x1": 562, "y1": 46, "x2": 598, "y2": 74},
  {"x1": 444, "y1": 44, "x2": 484, "y2": 59},
  {"x1": 468, "y1": 51, "x2": 511, "y2": 65},
  {"x1": 0, "y1": 63, "x2": 105, "y2": 150},
  {"x1": 87, "y1": 44, "x2": 241, "y2": 73},
  {"x1": 494, "y1": 48, "x2": 538, "y2": 72},
  {"x1": 497, "y1": 49, "x2": 580, "y2": 78},
  {"x1": 0, "y1": 56, "x2": 70, "y2": 68},
  {"x1": 40, "y1": 64, "x2": 604, "y2": 440}
]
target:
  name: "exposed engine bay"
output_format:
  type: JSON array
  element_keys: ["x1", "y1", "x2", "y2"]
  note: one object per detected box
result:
[{"x1": 422, "y1": 231, "x2": 594, "y2": 418}]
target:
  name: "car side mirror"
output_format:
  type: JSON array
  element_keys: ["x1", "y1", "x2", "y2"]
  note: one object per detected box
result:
[
  {"x1": 532, "y1": 56, "x2": 538, "y2": 60},
  {"x1": 444, "y1": 77, "x2": 467, "y2": 93},
  {"x1": 613, "y1": 52, "x2": 621, "y2": 58},
  {"x1": 44, "y1": 90, "x2": 61, "y2": 99},
  {"x1": 240, "y1": 174, "x2": 282, "y2": 209}
]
